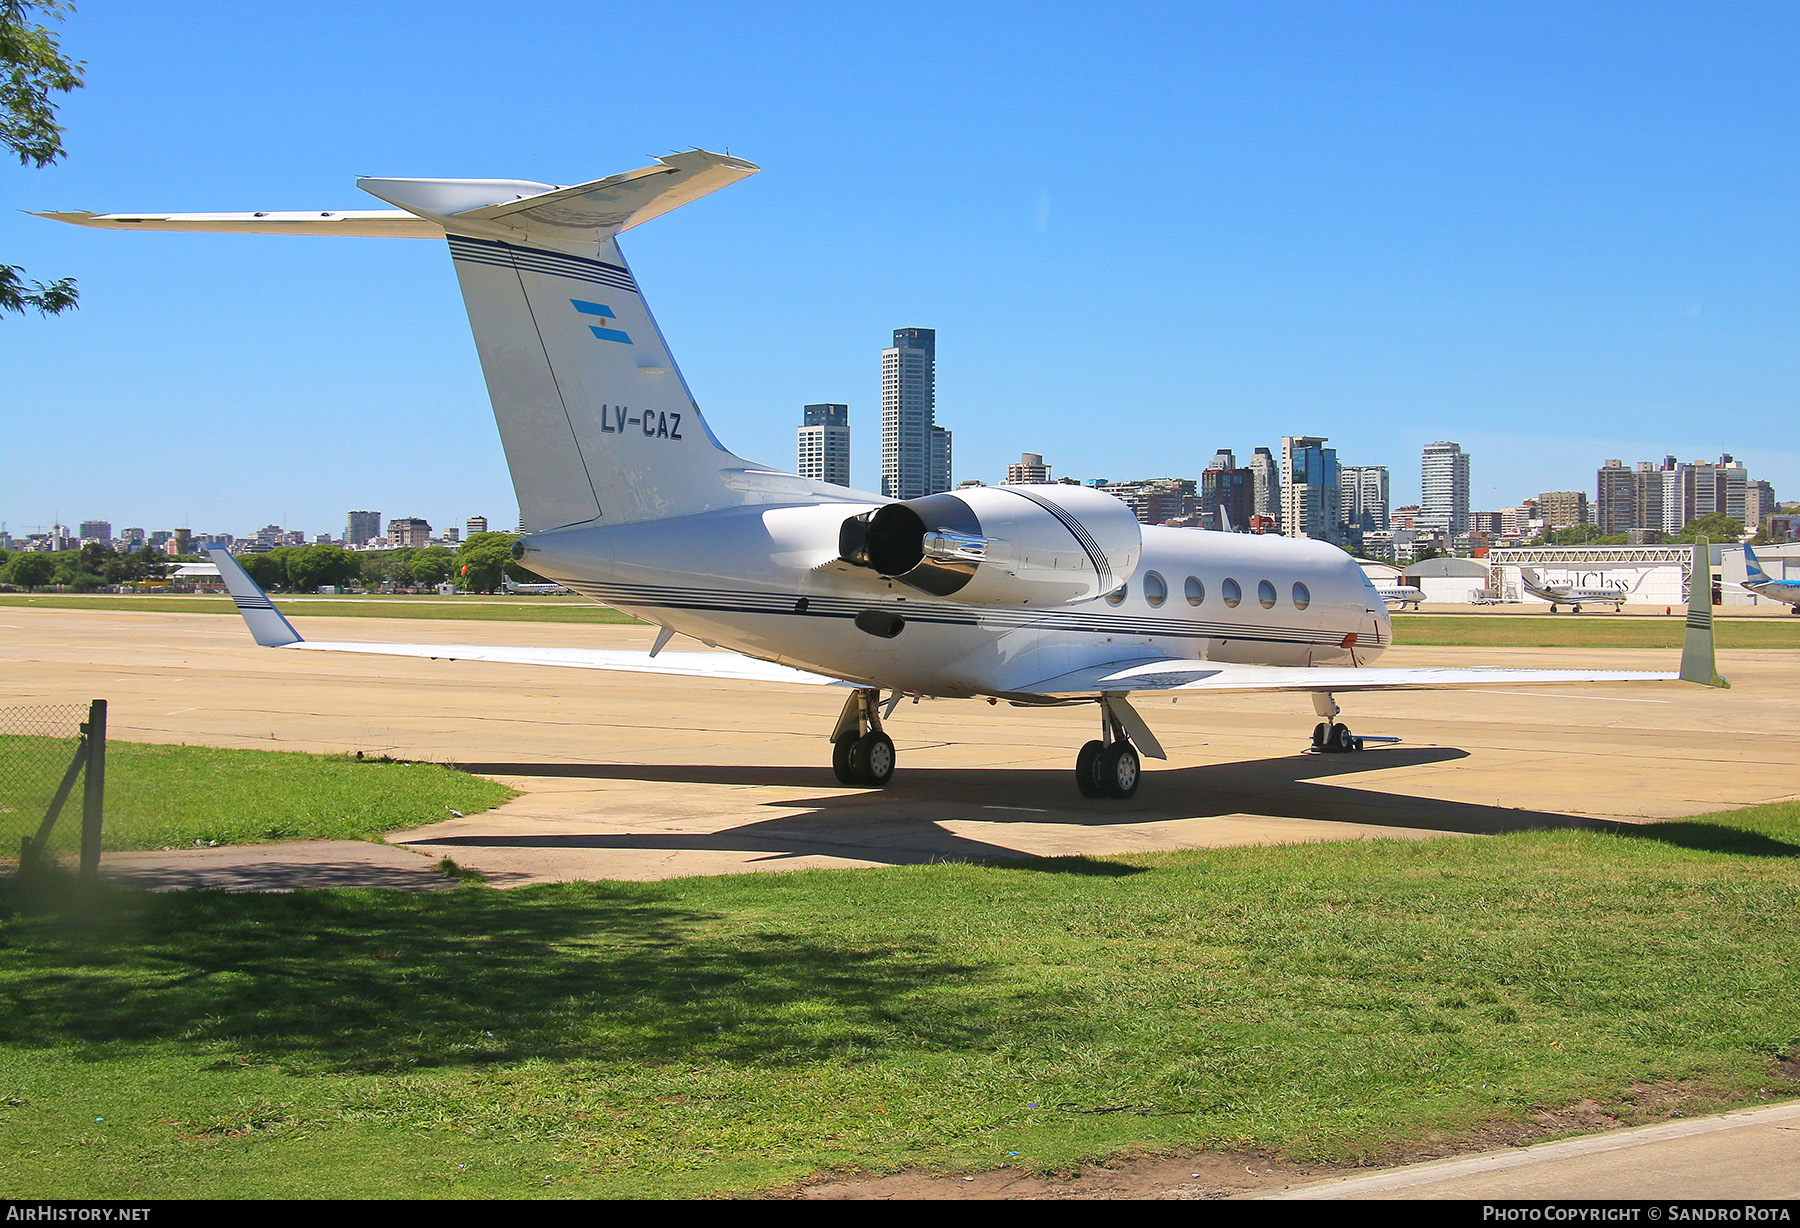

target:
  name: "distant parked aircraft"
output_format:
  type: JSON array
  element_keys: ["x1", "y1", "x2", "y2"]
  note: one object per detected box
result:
[
  {"x1": 502, "y1": 576, "x2": 570, "y2": 596},
  {"x1": 1519, "y1": 568, "x2": 1629, "y2": 613},
  {"x1": 1740, "y1": 546, "x2": 1800, "y2": 612},
  {"x1": 1373, "y1": 583, "x2": 1426, "y2": 610}
]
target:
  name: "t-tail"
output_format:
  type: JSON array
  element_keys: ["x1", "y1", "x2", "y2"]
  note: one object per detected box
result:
[{"x1": 36, "y1": 150, "x2": 833, "y2": 533}]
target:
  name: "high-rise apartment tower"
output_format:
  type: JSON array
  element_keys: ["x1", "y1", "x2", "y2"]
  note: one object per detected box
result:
[
  {"x1": 1419, "y1": 441, "x2": 1471, "y2": 538},
  {"x1": 881, "y1": 328, "x2": 951, "y2": 499},
  {"x1": 797, "y1": 403, "x2": 851, "y2": 487}
]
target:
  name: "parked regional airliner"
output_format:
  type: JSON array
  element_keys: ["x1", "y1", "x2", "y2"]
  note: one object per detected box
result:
[
  {"x1": 1741, "y1": 546, "x2": 1800, "y2": 612},
  {"x1": 38, "y1": 150, "x2": 1728, "y2": 798}
]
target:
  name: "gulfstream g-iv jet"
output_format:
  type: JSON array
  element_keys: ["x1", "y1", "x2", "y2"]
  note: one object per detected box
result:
[{"x1": 37, "y1": 151, "x2": 1730, "y2": 798}]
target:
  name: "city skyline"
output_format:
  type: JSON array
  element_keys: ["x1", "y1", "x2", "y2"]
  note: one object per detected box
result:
[{"x1": 6, "y1": 4, "x2": 1793, "y2": 534}]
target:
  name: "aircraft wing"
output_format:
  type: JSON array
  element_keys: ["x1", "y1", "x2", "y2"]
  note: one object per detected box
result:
[
  {"x1": 204, "y1": 548, "x2": 843, "y2": 688},
  {"x1": 1009, "y1": 658, "x2": 1677, "y2": 698}
]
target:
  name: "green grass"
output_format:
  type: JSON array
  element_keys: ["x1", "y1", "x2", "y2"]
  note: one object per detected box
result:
[
  {"x1": 0, "y1": 739, "x2": 516, "y2": 853},
  {"x1": 0, "y1": 593, "x2": 643, "y2": 624},
  {"x1": 0, "y1": 801, "x2": 1795, "y2": 1198},
  {"x1": 1389, "y1": 613, "x2": 1800, "y2": 649}
]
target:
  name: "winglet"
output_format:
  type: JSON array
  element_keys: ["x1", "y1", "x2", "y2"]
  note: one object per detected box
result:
[
  {"x1": 205, "y1": 547, "x2": 304, "y2": 647},
  {"x1": 1678, "y1": 538, "x2": 1729, "y2": 688}
]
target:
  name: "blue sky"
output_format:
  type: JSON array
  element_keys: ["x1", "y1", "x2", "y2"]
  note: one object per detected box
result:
[{"x1": 4, "y1": 1, "x2": 1795, "y2": 540}]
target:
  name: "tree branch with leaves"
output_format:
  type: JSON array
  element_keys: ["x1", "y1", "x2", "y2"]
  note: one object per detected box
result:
[{"x1": 2, "y1": 0, "x2": 84, "y2": 317}]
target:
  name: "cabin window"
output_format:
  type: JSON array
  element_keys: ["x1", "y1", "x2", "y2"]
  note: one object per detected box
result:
[
  {"x1": 1258, "y1": 579, "x2": 1277, "y2": 609},
  {"x1": 1185, "y1": 576, "x2": 1205, "y2": 605},
  {"x1": 1143, "y1": 571, "x2": 1167, "y2": 607},
  {"x1": 1222, "y1": 578, "x2": 1242, "y2": 608},
  {"x1": 1292, "y1": 581, "x2": 1311, "y2": 610},
  {"x1": 1105, "y1": 583, "x2": 1127, "y2": 606}
]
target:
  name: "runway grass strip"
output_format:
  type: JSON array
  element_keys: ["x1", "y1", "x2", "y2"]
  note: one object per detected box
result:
[
  {"x1": 0, "y1": 739, "x2": 516, "y2": 853},
  {"x1": 0, "y1": 801, "x2": 1794, "y2": 1198},
  {"x1": 0, "y1": 593, "x2": 643, "y2": 624},
  {"x1": 1388, "y1": 614, "x2": 1800, "y2": 649}
]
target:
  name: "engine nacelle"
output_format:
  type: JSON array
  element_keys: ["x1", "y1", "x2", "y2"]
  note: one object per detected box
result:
[{"x1": 837, "y1": 485, "x2": 1142, "y2": 606}]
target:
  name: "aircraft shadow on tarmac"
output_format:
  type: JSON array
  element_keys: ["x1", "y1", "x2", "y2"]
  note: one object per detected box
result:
[{"x1": 421, "y1": 747, "x2": 1670, "y2": 870}]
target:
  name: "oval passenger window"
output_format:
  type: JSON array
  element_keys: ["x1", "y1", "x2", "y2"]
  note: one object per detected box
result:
[
  {"x1": 1258, "y1": 579, "x2": 1277, "y2": 609},
  {"x1": 1292, "y1": 582, "x2": 1311, "y2": 610},
  {"x1": 1222, "y1": 578, "x2": 1241, "y2": 608},
  {"x1": 1143, "y1": 571, "x2": 1167, "y2": 607},
  {"x1": 1185, "y1": 576, "x2": 1204, "y2": 606},
  {"x1": 1105, "y1": 584, "x2": 1127, "y2": 606}
]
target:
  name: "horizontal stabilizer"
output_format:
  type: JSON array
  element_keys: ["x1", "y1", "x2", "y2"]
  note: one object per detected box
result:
[
  {"x1": 360, "y1": 150, "x2": 759, "y2": 254},
  {"x1": 33, "y1": 209, "x2": 443, "y2": 238}
]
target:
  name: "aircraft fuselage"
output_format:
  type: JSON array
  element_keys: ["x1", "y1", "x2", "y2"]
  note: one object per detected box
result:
[{"x1": 524, "y1": 507, "x2": 1391, "y2": 698}]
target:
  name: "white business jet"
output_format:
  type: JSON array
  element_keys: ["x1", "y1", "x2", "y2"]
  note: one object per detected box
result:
[
  {"x1": 501, "y1": 576, "x2": 570, "y2": 596},
  {"x1": 1518, "y1": 568, "x2": 1631, "y2": 613},
  {"x1": 1741, "y1": 546, "x2": 1800, "y2": 612},
  {"x1": 1373, "y1": 583, "x2": 1427, "y2": 610},
  {"x1": 37, "y1": 151, "x2": 1728, "y2": 798}
]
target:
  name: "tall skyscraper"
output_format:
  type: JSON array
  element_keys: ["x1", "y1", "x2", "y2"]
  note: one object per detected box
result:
[
  {"x1": 347, "y1": 510, "x2": 382, "y2": 546},
  {"x1": 797, "y1": 403, "x2": 851, "y2": 487},
  {"x1": 1280, "y1": 436, "x2": 1341, "y2": 543},
  {"x1": 1596, "y1": 460, "x2": 1636, "y2": 533},
  {"x1": 78, "y1": 520, "x2": 112, "y2": 542},
  {"x1": 1249, "y1": 447, "x2": 1280, "y2": 530},
  {"x1": 466, "y1": 515, "x2": 489, "y2": 538},
  {"x1": 1419, "y1": 441, "x2": 1471, "y2": 538},
  {"x1": 1339, "y1": 465, "x2": 1390, "y2": 533},
  {"x1": 881, "y1": 328, "x2": 950, "y2": 499}
]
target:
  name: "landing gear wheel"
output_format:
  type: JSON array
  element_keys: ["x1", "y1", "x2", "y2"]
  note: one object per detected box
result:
[
  {"x1": 1099, "y1": 742, "x2": 1140, "y2": 799},
  {"x1": 1572, "y1": 604, "x2": 1582, "y2": 614},
  {"x1": 831, "y1": 737, "x2": 858, "y2": 785},
  {"x1": 1075, "y1": 740, "x2": 1106, "y2": 798},
  {"x1": 1311, "y1": 722, "x2": 1329, "y2": 749},
  {"x1": 850, "y1": 731, "x2": 895, "y2": 787},
  {"x1": 1326, "y1": 723, "x2": 1360, "y2": 753}
]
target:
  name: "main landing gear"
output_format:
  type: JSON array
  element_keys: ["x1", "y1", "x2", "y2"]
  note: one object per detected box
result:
[
  {"x1": 1075, "y1": 695, "x2": 1152, "y2": 799},
  {"x1": 830, "y1": 688, "x2": 896, "y2": 786}
]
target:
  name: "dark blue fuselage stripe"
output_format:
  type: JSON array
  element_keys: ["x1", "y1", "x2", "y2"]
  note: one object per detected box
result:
[
  {"x1": 448, "y1": 236, "x2": 640, "y2": 294},
  {"x1": 571, "y1": 584, "x2": 1375, "y2": 648}
]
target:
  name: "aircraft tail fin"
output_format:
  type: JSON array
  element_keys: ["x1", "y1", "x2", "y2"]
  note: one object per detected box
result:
[
  {"x1": 1743, "y1": 544, "x2": 1771, "y2": 582},
  {"x1": 40, "y1": 151, "x2": 830, "y2": 536},
  {"x1": 206, "y1": 547, "x2": 303, "y2": 648},
  {"x1": 360, "y1": 151, "x2": 774, "y2": 533},
  {"x1": 1678, "y1": 538, "x2": 1729, "y2": 688}
]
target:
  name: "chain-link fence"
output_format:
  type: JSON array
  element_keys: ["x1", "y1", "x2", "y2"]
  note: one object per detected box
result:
[{"x1": 0, "y1": 700, "x2": 106, "y2": 878}]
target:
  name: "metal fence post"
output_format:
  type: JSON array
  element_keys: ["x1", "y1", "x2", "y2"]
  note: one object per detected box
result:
[{"x1": 80, "y1": 699, "x2": 106, "y2": 883}]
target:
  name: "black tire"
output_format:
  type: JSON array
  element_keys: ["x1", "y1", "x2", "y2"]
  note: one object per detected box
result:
[
  {"x1": 1329, "y1": 723, "x2": 1353, "y2": 753},
  {"x1": 832, "y1": 737, "x2": 859, "y2": 785},
  {"x1": 1075, "y1": 739, "x2": 1106, "y2": 797},
  {"x1": 1311, "y1": 722, "x2": 1329, "y2": 749},
  {"x1": 1100, "y1": 742, "x2": 1140, "y2": 799},
  {"x1": 851, "y1": 731, "x2": 895, "y2": 787}
]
